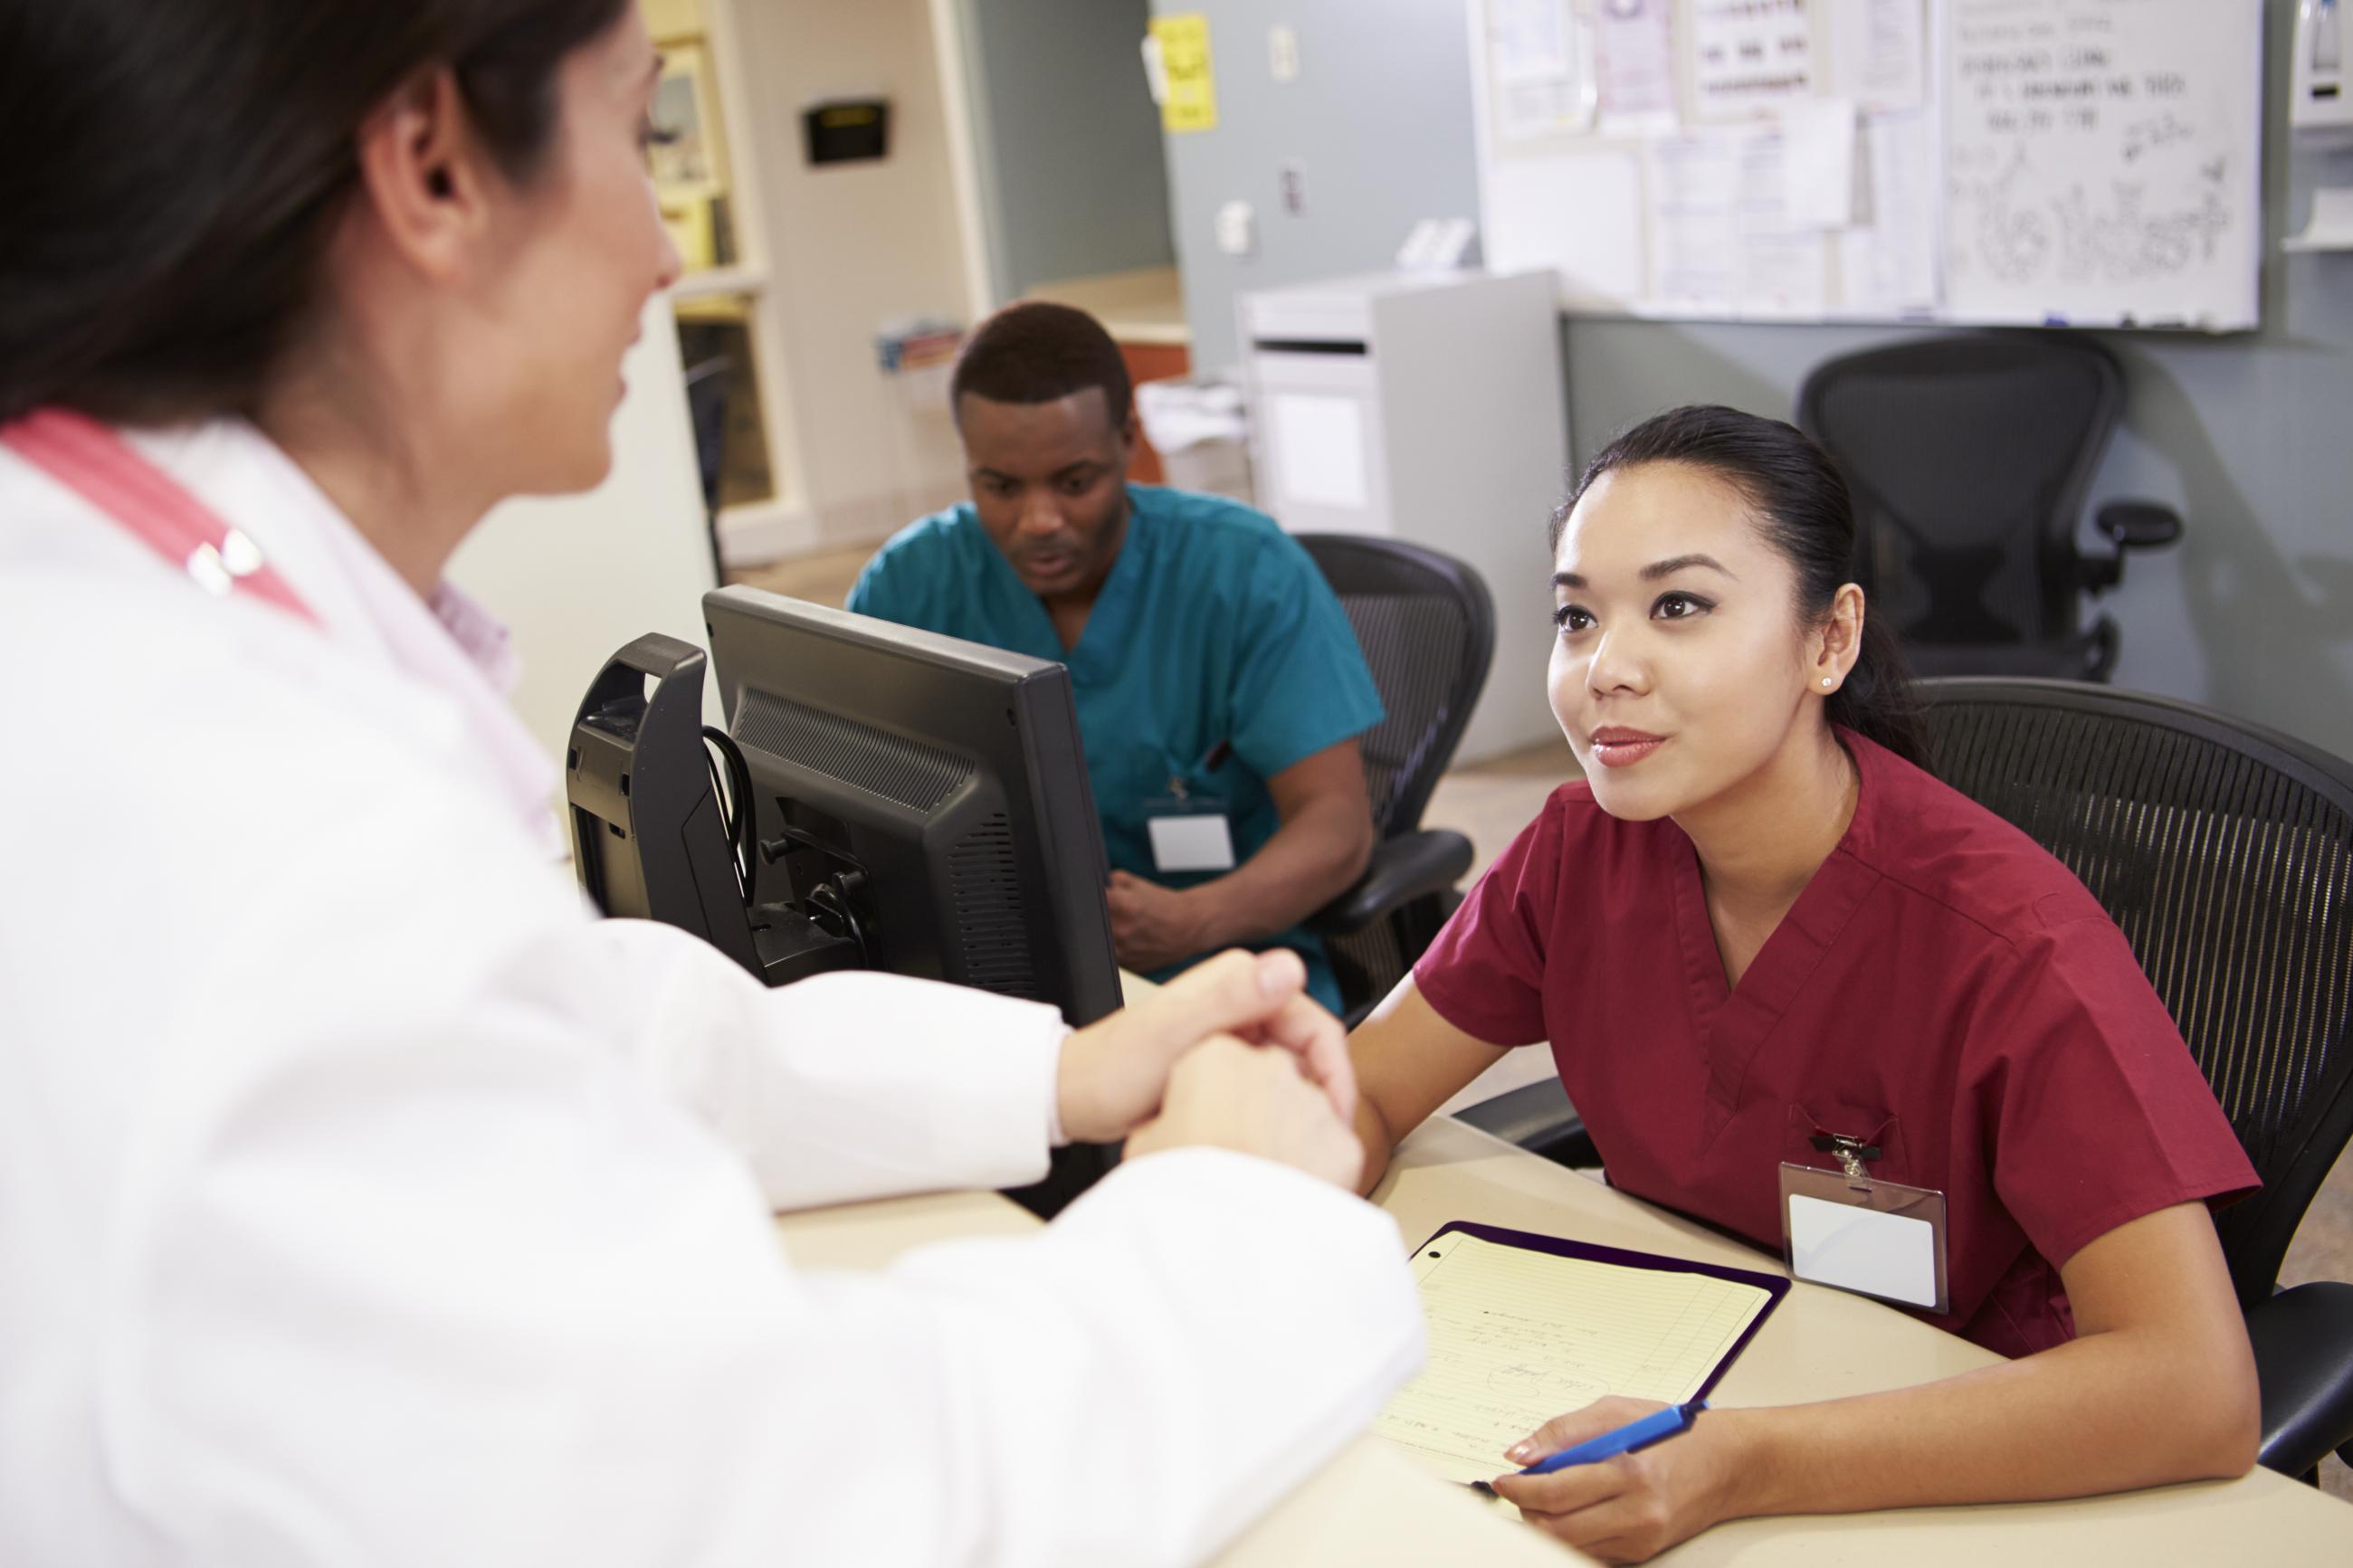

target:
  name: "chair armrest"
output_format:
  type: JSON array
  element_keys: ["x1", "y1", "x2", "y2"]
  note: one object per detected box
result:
[
  {"x1": 1452, "y1": 1077, "x2": 1601, "y2": 1170},
  {"x1": 2079, "y1": 501, "x2": 2182, "y2": 594},
  {"x1": 2247, "y1": 1280, "x2": 2353, "y2": 1477},
  {"x1": 1306, "y1": 829, "x2": 1473, "y2": 940},
  {"x1": 2095, "y1": 499, "x2": 2185, "y2": 551}
]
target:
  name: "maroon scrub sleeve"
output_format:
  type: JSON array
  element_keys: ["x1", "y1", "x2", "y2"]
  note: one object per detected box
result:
[
  {"x1": 1973, "y1": 916, "x2": 2260, "y2": 1272},
  {"x1": 1411, "y1": 794, "x2": 1568, "y2": 1049}
]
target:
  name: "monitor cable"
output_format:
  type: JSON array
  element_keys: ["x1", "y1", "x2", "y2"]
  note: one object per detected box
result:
[{"x1": 701, "y1": 725, "x2": 757, "y2": 907}]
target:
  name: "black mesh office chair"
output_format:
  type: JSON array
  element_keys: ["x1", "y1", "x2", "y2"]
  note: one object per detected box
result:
[
  {"x1": 683, "y1": 356, "x2": 733, "y2": 584},
  {"x1": 1920, "y1": 678, "x2": 2353, "y2": 1479},
  {"x1": 1796, "y1": 334, "x2": 2184, "y2": 682},
  {"x1": 1295, "y1": 535, "x2": 1495, "y2": 1028}
]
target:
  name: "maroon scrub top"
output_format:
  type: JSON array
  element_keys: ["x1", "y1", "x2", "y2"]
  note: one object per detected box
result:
[{"x1": 1415, "y1": 729, "x2": 2257, "y2": 1358}]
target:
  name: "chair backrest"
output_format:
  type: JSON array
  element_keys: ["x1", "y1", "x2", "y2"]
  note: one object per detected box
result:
[
  {"x1": 1918, "y1": 678, "x2": 2353, "y2": 1307},
  {"x1": 682, "y1": 356, "x2": 733, "y2": 516},
  {"x1": 1295, "y1": 534, "x2": 1496, "y2": 1014},
  {"x1": 1294, "y1": 534, "x2": 1496, "y2": 839},
  {"x1": 1798, "y1": 334, "x2": 2120, "y2": 652}
]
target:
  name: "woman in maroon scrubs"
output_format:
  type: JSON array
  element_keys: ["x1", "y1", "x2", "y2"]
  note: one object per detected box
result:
[{"x1": 1349, "y1": 405, "x2": 2260, "y2": 1562}]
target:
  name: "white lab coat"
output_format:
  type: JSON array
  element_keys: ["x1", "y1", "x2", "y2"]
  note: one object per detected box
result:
[{"x1": 0, "y1": 421, "x2": 1424, "y2": 1567}]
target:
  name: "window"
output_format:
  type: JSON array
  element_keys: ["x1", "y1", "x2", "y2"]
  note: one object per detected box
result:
[
  {"x1": 675, "y1": 293, "x2": 774, "y2": 508},
  {"x1": 645, "y1": 0, "x2": 785, "y2": 526},
  {"x1": 647, "y1": 38, "x2": 738, "y2": 271}
]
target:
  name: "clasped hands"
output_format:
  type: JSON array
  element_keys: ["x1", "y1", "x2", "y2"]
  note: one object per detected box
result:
[
  {"x1": 1061, "y1": 956, "x2": 1739, "y2": 1561},
  {"x1": 1054, "y1": 947, "x2": 1363, "y2": 1190}
]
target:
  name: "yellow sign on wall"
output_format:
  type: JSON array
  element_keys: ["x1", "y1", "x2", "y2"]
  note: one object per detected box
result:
[{"x1": 1151, "y1": 14, "x2": 1218, "y2": 134}]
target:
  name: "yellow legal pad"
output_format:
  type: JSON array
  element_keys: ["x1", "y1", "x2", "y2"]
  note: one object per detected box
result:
[{"x1": 1374, "y1": 1222, "x2": 1786, "y2": 1487}]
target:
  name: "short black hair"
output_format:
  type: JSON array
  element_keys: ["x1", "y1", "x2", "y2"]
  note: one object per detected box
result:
[
  {"x1": 0, "y1": 0, "x2": 634, "y2": 426},
  {"x1": 950, "y1": 301, "x2": 1133, "y2": 430}
]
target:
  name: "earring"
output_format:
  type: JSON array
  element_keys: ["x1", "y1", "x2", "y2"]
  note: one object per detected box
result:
[{"x1": 1822, "y1": 676, "x2": 1834, "y2": 688}]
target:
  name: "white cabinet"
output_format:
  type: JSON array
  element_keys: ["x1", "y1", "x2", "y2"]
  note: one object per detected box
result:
[{"x1": 1240, "y1": 270, "x2": 1568, "y2": 763}]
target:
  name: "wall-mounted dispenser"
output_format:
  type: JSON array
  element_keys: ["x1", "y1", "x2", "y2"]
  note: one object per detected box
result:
[{"x1": 2287, "y1": 0, "x2": 2353, "y2": 250}]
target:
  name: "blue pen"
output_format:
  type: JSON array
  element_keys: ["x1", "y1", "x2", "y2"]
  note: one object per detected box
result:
[{"x1": 1516, "y1": 1399, "x2": 1708, "y2": 1476}]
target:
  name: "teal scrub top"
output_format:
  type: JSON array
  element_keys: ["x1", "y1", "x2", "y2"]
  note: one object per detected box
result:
[{"x1": 848, "y1": 485, "x2": 1384, "y2": 1012}]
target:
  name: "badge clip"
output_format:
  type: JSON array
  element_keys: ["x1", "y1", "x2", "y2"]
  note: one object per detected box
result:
[
  {"x1": 1808, "y1": 1132, "x2": 1881, "y2": 1182},
  {"x1": 1782, "y1": 1121, "x2": 1948, "y2": 1315}
]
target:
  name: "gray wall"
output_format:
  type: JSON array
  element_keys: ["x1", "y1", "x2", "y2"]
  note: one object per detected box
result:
[
  {"x1": 1152, "y1": 0, "x2": 2353, "y2": 759},
  {"x1": 1147, "y1": 0, "x2": 1483, "y2": 373},
  {"x1": 957, "y1": 0, "x2": 1175, "y2": 299}
]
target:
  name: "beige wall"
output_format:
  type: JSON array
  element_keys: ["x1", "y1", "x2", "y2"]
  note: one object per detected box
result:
[
  {"x1": 436, "y1": 1, "x2": 983, "y2": 753},
  {"x1": 725, "y1": 0, "x2": 976, "y2": 551}
]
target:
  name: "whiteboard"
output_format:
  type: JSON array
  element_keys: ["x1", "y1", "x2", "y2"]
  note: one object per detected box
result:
[{"x1": 1469, "y1": 0, "x2": 2265, "y2": 332}]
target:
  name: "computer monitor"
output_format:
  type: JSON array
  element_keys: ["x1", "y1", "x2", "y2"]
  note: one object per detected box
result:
[
  {"x1": 567, "y1": 588, "x2": 1125, "y2": 1211},
  {"x1": 709, "y1": 587, "x2": 1127, "y2": 1213},
  {"x1": 699, "y1": 584, "x2": 1122, "y2": 1027}
]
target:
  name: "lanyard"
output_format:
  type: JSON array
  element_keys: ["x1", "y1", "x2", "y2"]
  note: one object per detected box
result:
[{"x1": 2, "y1": 408, "x2": 321, "y2": 627}]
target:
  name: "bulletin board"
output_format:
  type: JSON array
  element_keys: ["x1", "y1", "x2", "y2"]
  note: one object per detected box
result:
[{"x1": 1469, "y1": 0, "x2": 2265, "y2": 331}]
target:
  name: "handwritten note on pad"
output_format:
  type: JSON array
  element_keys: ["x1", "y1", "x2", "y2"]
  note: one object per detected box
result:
[{"x1": 1374, "y1": 1224, "x2": 1784, "y2": 1485}]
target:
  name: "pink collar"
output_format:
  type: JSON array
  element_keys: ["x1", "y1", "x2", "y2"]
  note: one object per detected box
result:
[{"x1": 7, "y1": 412, "x2": 560, "y2": 842}]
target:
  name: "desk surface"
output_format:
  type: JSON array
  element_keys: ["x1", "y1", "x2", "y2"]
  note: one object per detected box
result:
[
  {"x1": 1097, "y1": 970, "x2": 2348, "y2": 1556},
  {"x1": 776, "y1": 1188, "x2": 1584, "y2": 1566},
  {"x1": 780, "y1": 1120, "x2": 2353, "y2": 1563},
  {"x1": 1377, "y1": 1116, "x2": 2353, "y2": 1564}
]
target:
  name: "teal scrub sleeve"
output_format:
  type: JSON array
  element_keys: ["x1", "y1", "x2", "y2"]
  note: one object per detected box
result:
[
  {"x1": 843, "y1": 551, "x2": 900, "y2": 622},
  {"x1": 1224, "y1": 534, "x2": 1386, "y2": 782},
  {"x1": 847, "y1": 530, "x2": 962, "y2": 632}
]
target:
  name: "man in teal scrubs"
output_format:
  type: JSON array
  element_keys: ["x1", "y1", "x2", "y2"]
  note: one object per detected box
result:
[{"x1": 850, "y1": 302, "x2": 1381, "y2": 1012}]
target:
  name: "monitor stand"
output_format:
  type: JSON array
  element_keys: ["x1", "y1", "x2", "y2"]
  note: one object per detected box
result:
[{"x1": 567, "y1": 634, "x2": 862, "y2": 990}]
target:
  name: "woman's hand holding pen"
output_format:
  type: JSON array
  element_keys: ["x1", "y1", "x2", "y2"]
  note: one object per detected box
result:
[{"x1": 1490, "y1": 1397, "x2": 1751, "y2": 1565}]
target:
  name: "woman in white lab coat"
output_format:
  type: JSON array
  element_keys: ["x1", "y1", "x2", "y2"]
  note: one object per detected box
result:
[{"x1": 0, "y1": 4, "x2": 1424, "y2": 1564}]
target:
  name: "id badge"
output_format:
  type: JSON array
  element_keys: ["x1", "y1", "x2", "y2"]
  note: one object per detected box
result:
[
  {"x1": 1777, "y1": 1120, "x2": 1948, "y2": 1315},
  {"x1": 1144, "y1": 793, "x2": 1236, "y2": 874}
]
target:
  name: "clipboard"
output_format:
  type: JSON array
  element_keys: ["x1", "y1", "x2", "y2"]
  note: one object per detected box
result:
[{"x1": 1374, "y1": 1221, "x2": 1790, "y2": 1487}]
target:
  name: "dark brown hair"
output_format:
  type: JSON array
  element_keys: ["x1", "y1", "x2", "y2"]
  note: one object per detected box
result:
[
  {"x1": 1553, "y1": 404, "x2": 1929, "y2": 767},
  {"x1": 0, "y1": 0, "x2": 634, "y2": 425}
]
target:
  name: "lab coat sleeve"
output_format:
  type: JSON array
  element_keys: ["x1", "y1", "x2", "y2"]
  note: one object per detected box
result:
[
  {"x1": 856, "y1": 1149, "x2": 1428, "y2": 1565},
  {"x1": 123, "y1": 992, "x2": 1424, "y2": 1568},
  {"x1": 576, "y1": 917, "x2": 1069, "y2": 1211},
  {"x1": 101, "y1": 716, "x2": 1429, "y2": 1567}
]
